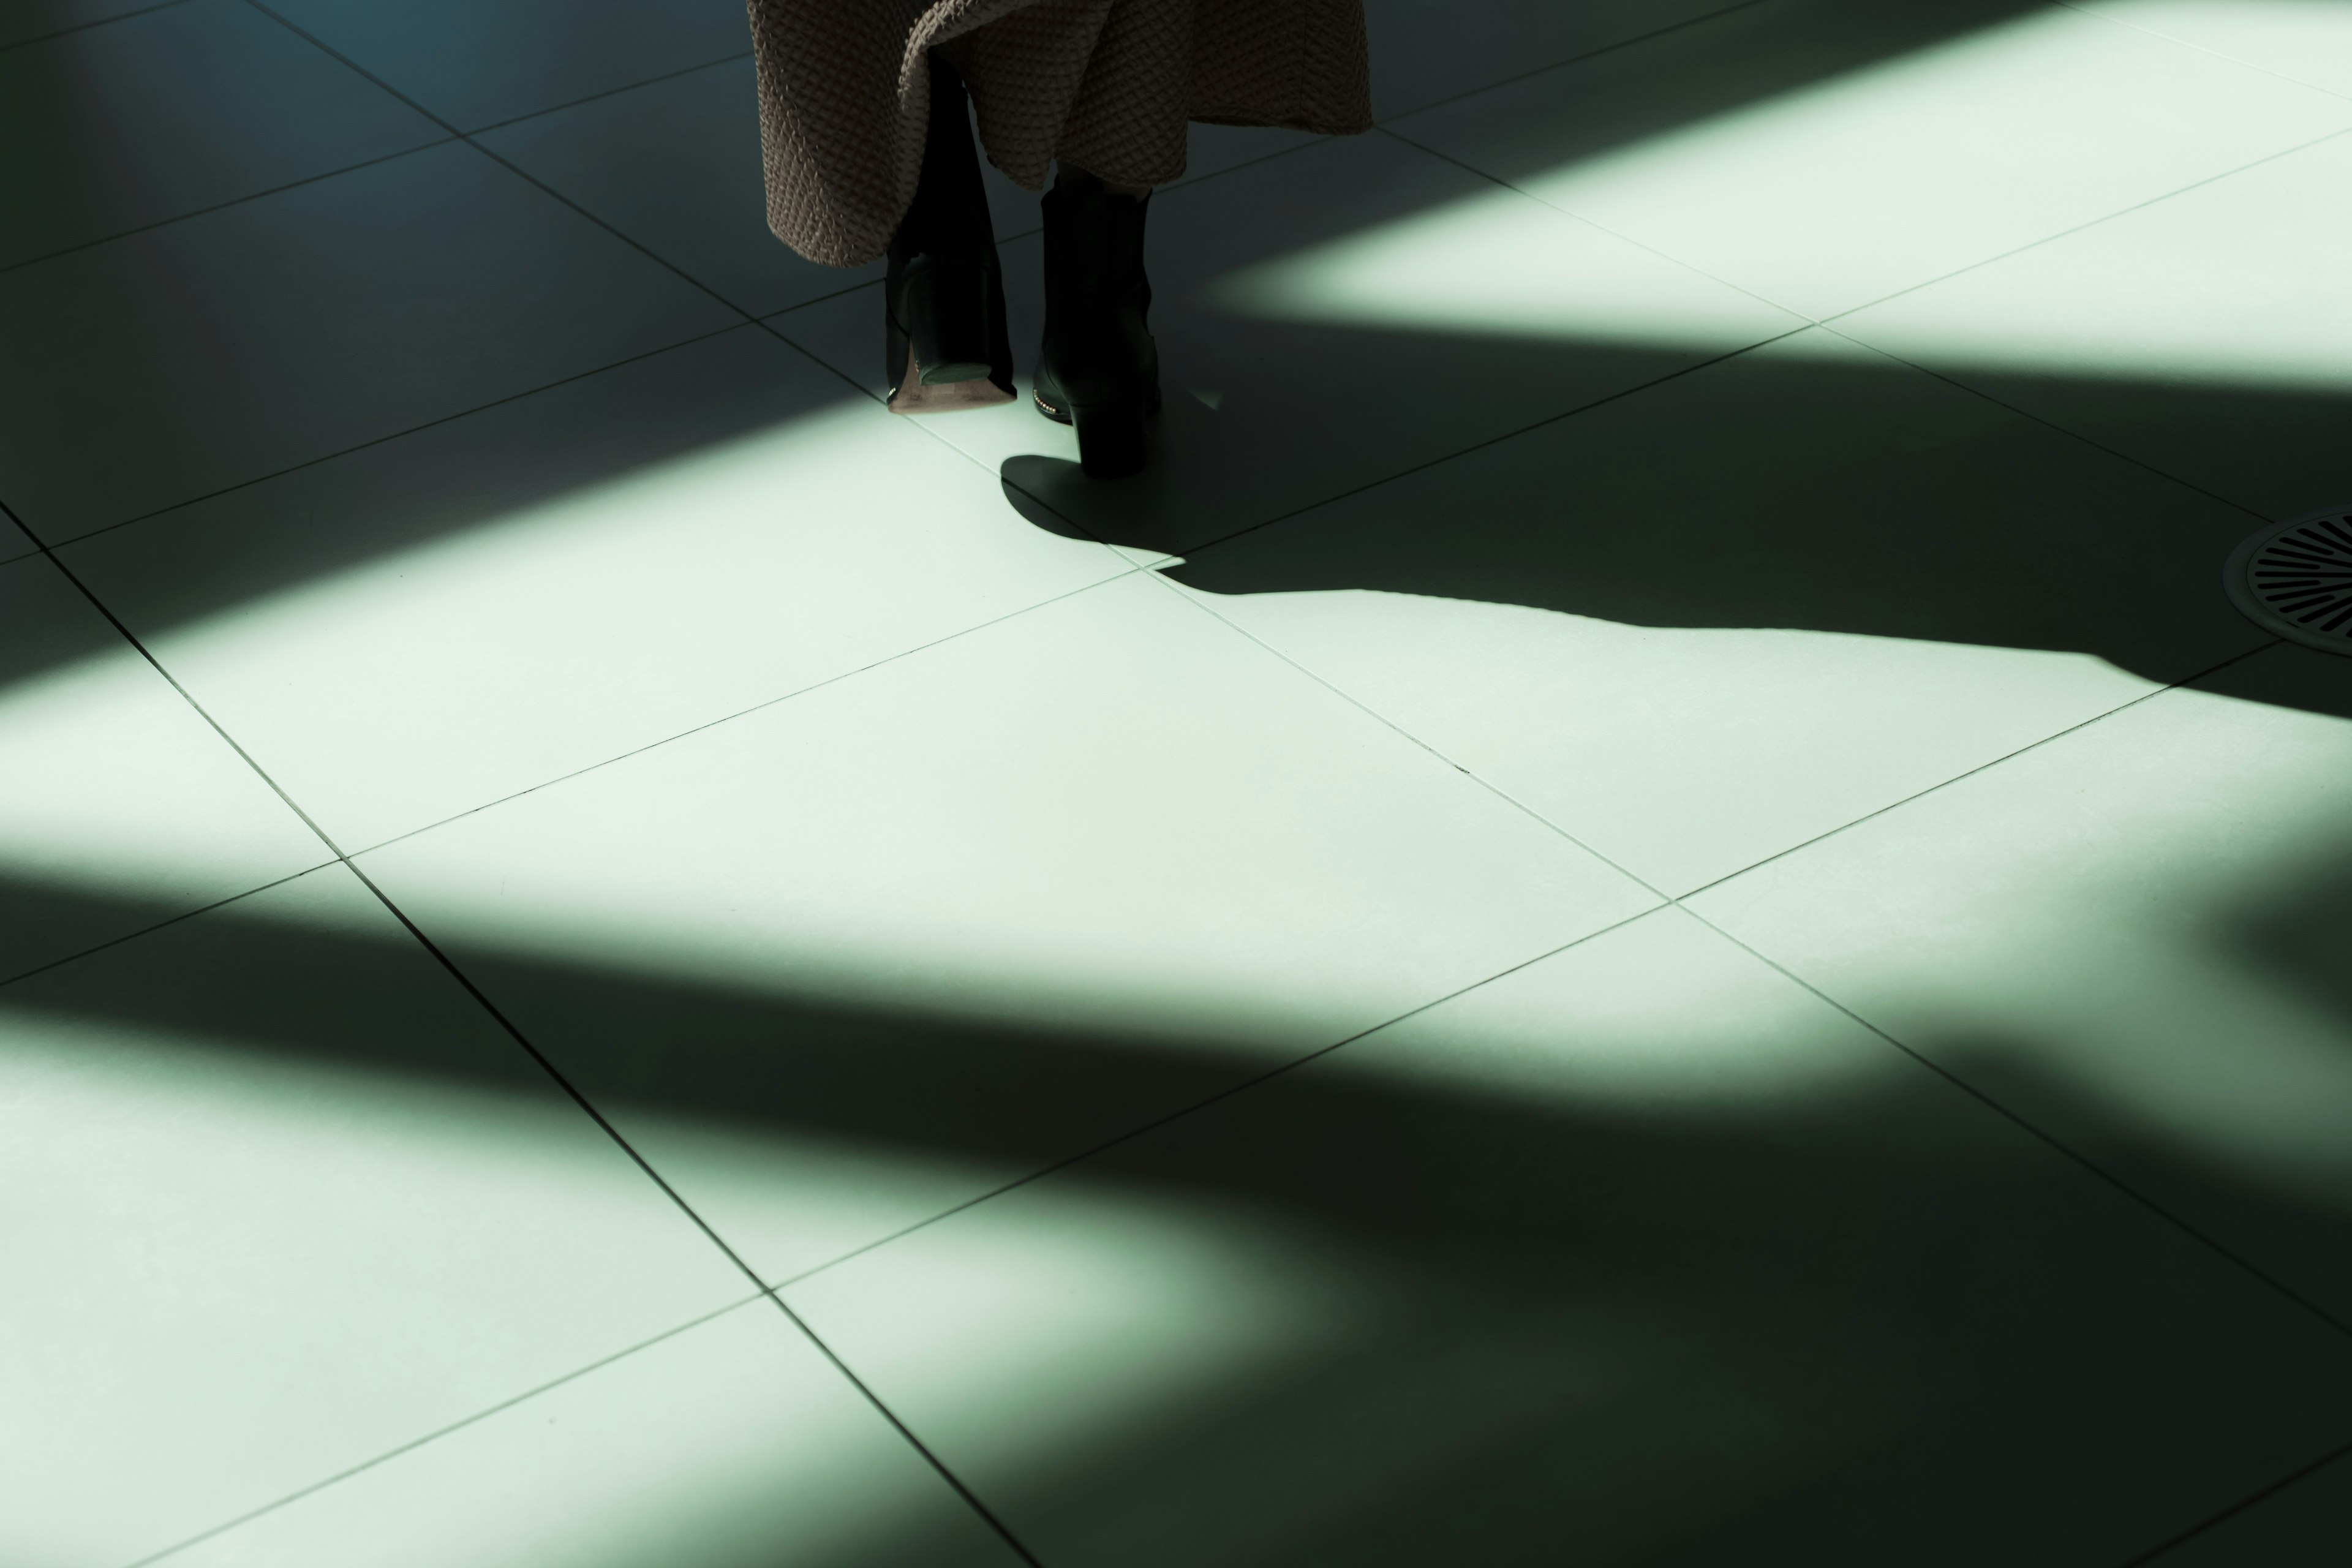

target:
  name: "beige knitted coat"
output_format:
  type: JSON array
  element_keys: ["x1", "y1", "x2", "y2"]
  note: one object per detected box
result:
[{"x1": 748, "y1": 0, "x2": 1373, "y2": 266}]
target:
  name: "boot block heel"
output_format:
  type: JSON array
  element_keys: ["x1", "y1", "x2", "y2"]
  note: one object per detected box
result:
[
  {"x1": 901, "y1": 256, "x2": 993, "y2": 385},
  {"x1": 1070, "y1": 396, "x2": 1148, "y2": 480}
]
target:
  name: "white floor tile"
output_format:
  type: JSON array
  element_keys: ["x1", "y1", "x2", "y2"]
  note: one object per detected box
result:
[
  {"x1": 0, "y1": 141, "x2": 739, "y2": 541},
  {"x1": 0, "y1": 862, "x2": 754, "y2": 1567},
  {"x1": 263, "y1": 0, "x2": 752, "y2": 132},
  {"x1": 1160, "y1": 328, "x2": 2263, "y2": 893},
  {"x1": 1396, "y1": 0, "x2": 2352, "y2": 318},
  {"x1": 1831, "y1": 129, "x2": 2352, "y2": 521},
  {"x1": 0, "y1": 0, "x2": 442, "y2": 268},
  {"x1": 1690, "y1": 644, "x2": 2352, "y2": 1317},
  {"x1": 478, "y1": 58, "x2": 878, "y2": 318},
  {"x1": 64, "y1": 327, "x2": 1126, "y2": 850},
  {"x1": 770, "y1": 132, "x2": 1800, "y2": 554},
  {"x1": 2075, "y1": 0, "x2": 2352, "y2": 100},
  {"x1": 356, "y1": 571, "x2": 1660, "y2": 1284},
  {"x1": 149, "y1": 1301, "x2": 1022, "y2": 1568},
  {"x1": 785, "y1": 906, "x2": 2352, "y2": 1567},
  {"x1": 15, "y1": 1, "x2": 2350, "y2": 1553},
  {"x1": 0, "y1": 554, "x2": 326, "y2": 982}
]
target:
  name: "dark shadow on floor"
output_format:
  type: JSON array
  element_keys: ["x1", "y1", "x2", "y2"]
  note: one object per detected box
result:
[
  {"x1": 4, "y1": 846, "x2": 2352, "y2": 1564},
  {"x1": 1, "y1": 0, "x2": 2071, "y2": 676},
  {"x1": 1003, "y1": 339, "x2": 2343, "y2": 701}
]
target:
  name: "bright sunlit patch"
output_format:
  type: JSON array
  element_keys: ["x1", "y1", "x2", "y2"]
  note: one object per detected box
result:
[
  {"x1": 1344, "y1": 908, "x2": 1896, "y2": 1113},
  {"x1": 2079, "y1": 0, "x2": 2352, "y2": 98},
  {"x1": 0, "y1": 614, "x2": 326, "y2": 902},
  {"x1": 76, "y1": 398, "x2": 1118, "y2": 853},
  {"x1": 153, "y1": 1304, "x2": 1017, "y2": 1568},
  {"x1": 1221, "y1": 1, "x2": 2352, "y2": 377},
  {"x1": 1208, "y1": 179, "x2": 1801, "y2": 350},
  {"x1": 791, "y1": 1182, "x2": 1371, "y2": 1478},
  {"x1": 1693, "y1": 678, "x2": 2352, "y2": 1198}
]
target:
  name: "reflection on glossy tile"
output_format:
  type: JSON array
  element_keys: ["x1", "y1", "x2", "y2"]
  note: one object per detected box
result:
[
  {"x1": 2151, "y1": 1447, "x2": 2352, "y2": 1567},
  {"x1": 478, "y1": 57, "x2": 875, "y2": 317},
  {"x1": 0, "y1": 555, "x2": 325, "y2": 982},
  {"x1": 1398, "y1": 0, "x2": 2352, "y2": 317},
  {"x1": 358, "y1": 572, "x2": 1659, "y2": 1283},
  {"x1": 0, "y1": 141, "x2": 737, "y2": 540},
  {"x1": 263, "y1": 0, "x2": 752, "y2": 130},
  {"x1": 787, "y1": 907, "x2": 2352, "y2": 1567},
  {"x1": 1164, "y1": 328, "x2": 2262, "y2": 892},
  {"x1": 1832, "y1": 132, "x2": 2352, "y2": 521},
  {"x1": 1691, "y1": 645, "x2": 2352, "y2": 1316},
  {"x1": 154, "y1": 1302, "x2": 1022, "y2": 1568},
  {"x1": 0, "y1": 0, "x2": 440, "y2": 268},
  {"x1": 67, "y1": 328, "x2": 1127, "y2": 850},
  {"x1": 0, "y1": 863, "x2": 751, "y2": 1567},
  {"x1": 772, "y1": 132, "x2": 1797, "y2": 554}
]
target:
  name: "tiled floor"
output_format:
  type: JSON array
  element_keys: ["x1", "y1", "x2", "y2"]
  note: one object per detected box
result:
[{"x1": 6, "y1": 1, "x2": 2352, "y2": 1563}]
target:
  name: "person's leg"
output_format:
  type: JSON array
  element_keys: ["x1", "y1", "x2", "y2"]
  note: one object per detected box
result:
[
  {"x1": 883, "y1": 56, "x2": 1014, "y2": 413},
  {"x1": 1066, "y1": 166, "x2": 1153, "y2": 200},
  {"x1": 1033, "y1": 162, "x2": 1159, "y2": 479}
]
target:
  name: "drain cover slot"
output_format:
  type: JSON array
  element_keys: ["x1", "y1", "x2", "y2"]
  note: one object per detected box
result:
[{"x1": 2226, "y1": 508, "x2": 2352, "y2": 655}]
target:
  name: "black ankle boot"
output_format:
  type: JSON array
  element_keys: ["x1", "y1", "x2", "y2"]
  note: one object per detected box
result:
[
  {"x1": 885, "y1": 58, "x2": 1013, "y2": 413},
  {"x1": 1033, "y1": 166, "x2": 1159, "y2": 479}
]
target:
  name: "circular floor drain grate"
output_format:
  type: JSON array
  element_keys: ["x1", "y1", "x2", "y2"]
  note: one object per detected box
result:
[{"x1": 2226, "y1": 507, "x2": 2352, "y2": 655}]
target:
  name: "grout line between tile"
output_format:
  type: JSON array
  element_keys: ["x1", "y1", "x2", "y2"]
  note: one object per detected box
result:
[
  {"x1": 1303, "y1": 126, "x2": 2299, "y2": 563},
  {"x1": 27, "y1": 11, "x2": 2348, "y2": 1540},
  {"x1": 1369, "y1": 0, "x2": 1783, "y2": 124},
  {"x1": 1390, "y1": 32, "x2": 2352, "y2": 345},
  {"x1": 26, "y1": 525, "x2": 353, "y2": 861},
  {"x1": 344, "y1": 565, "x2": 1143, "y2": 859},
  {"x1": 1670, "y1": 640, "x2": 2280, "y2": 902},
  {"x1": 1153, "y1": 325, "x2": 1815, "y2": 561},
  {"x1": 1137, "y1": 567, "x2": 1673, "y2": 897},
  {"x1": 1119, "y1": 566, "x2": 2352, "y2": 1350},
  {"x1": 2055, "y1": 0, "x2": 2352, "y2": 105},
  {"x1": 0, "y1": 857, "x2": 334, "y2": 995},
  {"x1": 14, "y1": 13, "x2": 1047, "y2": 1506},
  {"x1": 228, "y1": 4, "x2": 853, "y2": 429},
  {"x1": 1372, "y1": 120, "x2": 1814, "y2": 328},
  {"x1": 0, "y1": 0, "x2": 192, "y2": 53},
  {"x1": 332, "y1": 854, "x2": 1045, "y2": 1568},
  {"x1": 236, "y1": 0, "x2": 760, "y2": 320},
  {"x1": 0, "y1": 135, "x2": 462, "y2": 278},
  {"x1": 2118, "y1": 1437, "x2": 2352, "y2": 1567},
  {"x1": 1804, "y1": 323, "x2": 2282, "y2": 524},
  {"x1": 766, "y1": 902, "x2": 1673, "y2": 1295},
  {"x1": 462, "y1": 48, "x2": 755, "y2": 135},
  {"x1": 122, "y1": 1291, "x2": 769, "y2": 1567},
  {"x1": 42, "y1": 320, "x2": 751, "y2": 551},
  {"x1": 1681, "y1": 902, "x2": 2352, "y2": 1350},
  {"x1": 1812, "y1": 119, "x2": 2352, "y2": 327},
  {"x1": 1326, "y1": 114, "x2": 2321, "y2": 549}
]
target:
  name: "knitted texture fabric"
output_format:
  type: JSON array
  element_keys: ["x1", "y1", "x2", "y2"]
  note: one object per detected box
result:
[{"x1": 747, "y1": 0, "x2": 1371, "y2": 266}]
